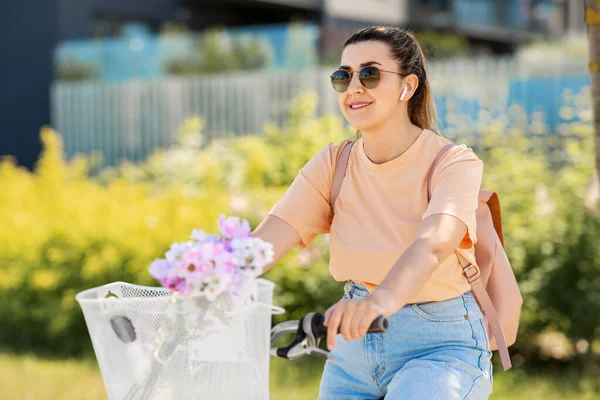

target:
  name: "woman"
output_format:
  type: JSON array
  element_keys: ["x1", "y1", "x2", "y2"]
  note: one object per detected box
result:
[{"x1": 253, "y1": 26, "x2": 492, "y2": 399}]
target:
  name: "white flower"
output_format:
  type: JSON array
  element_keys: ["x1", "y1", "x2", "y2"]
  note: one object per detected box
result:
[
  {"x1": 165, "y1": 242, "x2": 192, "y2": 261},
  {"x1": 190, "y1": 229, "x2": 220, "y2": 245},
  {"x1": 191, "y1": 229, "x2": 208, "y2": 241},
  {"x1": 201, "y1": 273, "x2": 232, "y2": 302},
  {"x1": 229, "y1": 237, "x2": 273, "y2": 278}
]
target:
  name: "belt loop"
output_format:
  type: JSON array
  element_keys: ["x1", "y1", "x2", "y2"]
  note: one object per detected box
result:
[{"x1": 344, "y1": 280, "x2": 352, "y2": 298}]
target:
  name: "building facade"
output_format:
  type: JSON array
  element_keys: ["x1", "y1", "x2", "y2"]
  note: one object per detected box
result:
[{"x1": 0, "y1": 0, "x2": 586, "y2": 168}]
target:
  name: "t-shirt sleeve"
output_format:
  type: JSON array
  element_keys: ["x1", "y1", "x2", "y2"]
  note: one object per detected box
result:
[
  {"x1": 422, "y1": 144, "x2": 483, "y2": 249},
  {"x1": 268, "y1": 141, "x2": 350, "y2": 248}
]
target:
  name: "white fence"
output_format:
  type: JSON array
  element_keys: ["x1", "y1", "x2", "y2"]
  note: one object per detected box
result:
[{"x1": 51, "y1": 55, "x2": 590, "y2": 166}]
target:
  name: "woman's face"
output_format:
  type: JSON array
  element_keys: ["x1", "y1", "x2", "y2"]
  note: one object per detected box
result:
[{"x1": 337, "y1": 41, "x2": 404, "y2": 132}]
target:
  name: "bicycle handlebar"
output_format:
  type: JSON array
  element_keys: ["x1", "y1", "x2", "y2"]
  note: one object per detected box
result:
[
  {"x1": 310, "y1": 312, "x2": 389, "y2": 338},
  {"x1": 270, "y1": 312, "x2": 389, "y2": 360}
]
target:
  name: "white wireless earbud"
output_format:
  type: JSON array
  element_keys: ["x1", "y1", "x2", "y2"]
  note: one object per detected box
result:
[{"x1": 400, "y1": 86, "x2": 408, "y2": 101}]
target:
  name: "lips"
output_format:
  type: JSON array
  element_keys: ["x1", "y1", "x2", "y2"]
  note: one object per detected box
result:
[{"x1": 348, "y1": 101, "x2": 372, "y2": 110}]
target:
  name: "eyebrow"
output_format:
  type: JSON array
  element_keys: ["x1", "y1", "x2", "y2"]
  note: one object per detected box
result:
[{"x1": 339, "y1": 61, "x2": 383, "y2": 70}]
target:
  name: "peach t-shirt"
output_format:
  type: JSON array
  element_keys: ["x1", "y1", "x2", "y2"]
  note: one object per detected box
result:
[{"x1": 269, "y1": 129, "x2": 483, "y2": 304}]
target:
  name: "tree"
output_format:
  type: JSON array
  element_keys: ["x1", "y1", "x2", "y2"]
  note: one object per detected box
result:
[{"x1": 585, "y1": 1, "x2": 600, "y2": 185}]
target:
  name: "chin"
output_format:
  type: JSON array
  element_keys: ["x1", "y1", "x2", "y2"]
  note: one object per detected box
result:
[
  {"x1": 348, "y1": 118, "x2": 378, "y2": 133},
  {"x1": 346, "y1": 109, "x2": 387, "y2": 130}
]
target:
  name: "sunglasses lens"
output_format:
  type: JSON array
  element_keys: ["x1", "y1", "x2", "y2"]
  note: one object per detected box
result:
[
  {"x1": 359, "y1": 66, "x2": 381, "y2": 89},
  {"x1": 331, "y1": 70, "x2": 351, "y2": 92}
]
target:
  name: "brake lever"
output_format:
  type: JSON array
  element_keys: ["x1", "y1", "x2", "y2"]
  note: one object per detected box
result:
[
  {"x1": 271, "y1": 313, "x2": 329, "y2": 360},
  {"x1": 300, "y1": 312, "x2": 329, "y2": 359},
  {"x1": 270, "y1": 320, "x2": 299, "y2": 345}
]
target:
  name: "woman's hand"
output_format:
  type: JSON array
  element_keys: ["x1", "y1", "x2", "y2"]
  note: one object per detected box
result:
[{"x1": 323, "y1": 294, "x2": 392, "y2": 351}]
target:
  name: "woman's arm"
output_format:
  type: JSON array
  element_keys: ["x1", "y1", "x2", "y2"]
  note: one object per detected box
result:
[
  {"x1": 253, "y1": 143, "x2": 343, "y2": 273},
  {"x1": 251, "y1": 215, "x2": 302, "y2": 274},
  {"x1": 367, "y1": 213, "x2": 468, "y2": 316}
]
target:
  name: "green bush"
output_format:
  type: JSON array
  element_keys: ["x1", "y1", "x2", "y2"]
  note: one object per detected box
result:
[
  {"x1": 468, "y1": 122, "x2": 598, "y2": 368},
  {"x1": 54, "y1": 57, "x2": 101, "y2": 82}
]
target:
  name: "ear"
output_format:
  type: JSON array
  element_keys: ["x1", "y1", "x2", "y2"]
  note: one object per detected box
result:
[{"x1": 400, "y1": 74, "x2": 419, "y2": 102}]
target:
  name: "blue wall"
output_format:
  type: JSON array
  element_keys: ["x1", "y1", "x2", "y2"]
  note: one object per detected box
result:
[
  {"x1": 435, "y1": 74, "x2": 591, "y2": 133},
  {"x1": 0, "y1": 0, "x2": 178, "y2": 168},
  {"x1": 508, "y1": 75, "x2": 591, "y2": 130},
  {"x1": 0, "y1": 1, "x2": 58, "y2": 169}
]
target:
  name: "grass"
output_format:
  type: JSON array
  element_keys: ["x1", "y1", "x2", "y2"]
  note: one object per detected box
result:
[{"x1": 1, "y1": 352, "x2": 599, "y2": 400}]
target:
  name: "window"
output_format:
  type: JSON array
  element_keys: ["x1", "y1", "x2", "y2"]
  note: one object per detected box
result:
[{"x1": 416, "y1": 0, "x2": 451, "y2": 11}]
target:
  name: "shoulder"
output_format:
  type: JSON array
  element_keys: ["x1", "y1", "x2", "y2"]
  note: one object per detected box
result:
[
  {"x1": 299, "y1": 139, "x2": 355, "y2": 185},
  {"x1": 323, "y1": 139, "x2": 355, "y2": 162},
  {"x1": 423, "y1": 130, "x2": 482, "y2": 166},
  {"x1": 442, "y1": 145, "x2": 482, "y2": 168},
  {"x1": 307, "y1": 139, "x2": 355, "y2": 172}
]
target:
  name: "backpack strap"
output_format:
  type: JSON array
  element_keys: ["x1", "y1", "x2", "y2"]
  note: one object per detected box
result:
[
  {"x1": 427, "y1": 143, "x2": 454, "y2": 201},
  {"x1": 461, "y1": 258, "x2": 511, "y2": 370},
  {"x1": 330, "y1": 141, "x2": 354, "y2": 215},
  {"x1": 481, "y1": 190, "x2": 504, "y2": 247},
  {"x1": 427, "y1": 144, "x2": 512, "y2": 371}
]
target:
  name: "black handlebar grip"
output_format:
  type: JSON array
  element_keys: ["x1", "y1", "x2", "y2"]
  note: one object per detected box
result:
[
  {"x1": 311, "y1": 312, "x2": 389, "y2": 339},
  {"x1": 368, "y1": 315, "x2": 389, "y2": 333}
]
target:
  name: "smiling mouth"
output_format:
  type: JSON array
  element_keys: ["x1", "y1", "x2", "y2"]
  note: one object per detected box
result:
[{"x1": 348, "y1": 103, "x2": 372, "y2": 110}]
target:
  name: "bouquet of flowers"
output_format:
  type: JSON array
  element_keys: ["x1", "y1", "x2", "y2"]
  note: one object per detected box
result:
[{"x1": 149, "y1": 214, "x2": 274, "y2": 301}]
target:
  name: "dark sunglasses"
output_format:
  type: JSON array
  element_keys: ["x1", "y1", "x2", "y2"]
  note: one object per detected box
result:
[{"x1": 330, "y1": 66, "x2": 407, "y2": 93}]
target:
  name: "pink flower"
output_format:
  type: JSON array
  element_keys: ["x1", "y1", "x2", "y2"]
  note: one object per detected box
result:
[
  {"x1": 162, "y1": 275, "x2": 187, "y2": 294},
  {"x1": 179, "y1": 242, "x2": 234, "y2": 283},
  {"x1": 180, "y1": 248, "x2": 205, "y2": 277},
  {"x1": 200, "y1": 241, "x2": 226, "y2": 259},
  {"x1": 218, "y1": 214, "x2": 251, "y2": 240}
]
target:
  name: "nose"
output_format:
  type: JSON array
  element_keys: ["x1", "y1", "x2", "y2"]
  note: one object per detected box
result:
[{"x1": 347, "y1": 72, "x2": 364, "y2": 95}]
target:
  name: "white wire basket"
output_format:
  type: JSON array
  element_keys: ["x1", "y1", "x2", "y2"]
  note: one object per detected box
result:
[{"x1": 76, "y1": 278, "x2": 283, "y2": 400}]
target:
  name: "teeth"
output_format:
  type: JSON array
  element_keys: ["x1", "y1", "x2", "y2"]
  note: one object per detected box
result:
[{"x1": 350, "y1": 104, "x2": 369, "y2": 109}]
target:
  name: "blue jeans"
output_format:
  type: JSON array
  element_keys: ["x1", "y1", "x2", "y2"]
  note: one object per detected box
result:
[{"x1": 318, "y1": 281, "x2": 493, "y2": 399}]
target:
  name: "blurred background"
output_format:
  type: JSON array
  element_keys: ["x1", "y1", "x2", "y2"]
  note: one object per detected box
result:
[{"x1": 0, "y1": 1, "x2": 598, "y2": 399}]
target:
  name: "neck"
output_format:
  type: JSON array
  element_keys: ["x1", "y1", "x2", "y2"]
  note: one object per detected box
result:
[{"x1": 361, "y1": 112, "x2": 424, "y2": 165}]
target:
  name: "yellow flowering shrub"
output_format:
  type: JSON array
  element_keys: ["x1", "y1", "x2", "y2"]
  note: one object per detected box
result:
[{"x1": 0, "y1": 128, "x2": 234, "y2": 355}]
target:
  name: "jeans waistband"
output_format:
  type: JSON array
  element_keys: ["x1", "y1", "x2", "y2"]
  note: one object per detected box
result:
[{"x1": 344, "y1": 280, "x2": 474, "y2": 305}]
